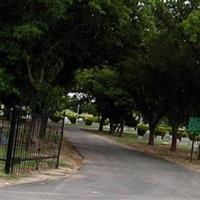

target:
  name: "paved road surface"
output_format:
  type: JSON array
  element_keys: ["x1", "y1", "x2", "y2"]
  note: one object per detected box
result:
[{"x1": 2, "y1": 127, "x2": 200, "y2": 200}]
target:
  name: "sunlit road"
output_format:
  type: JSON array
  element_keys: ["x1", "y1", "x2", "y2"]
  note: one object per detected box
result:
[{"x1": 2, "y1": 126, "x2": 200, "y2": 200}]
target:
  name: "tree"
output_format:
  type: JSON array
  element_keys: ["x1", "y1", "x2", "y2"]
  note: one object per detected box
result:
[
  {"x1": 0, "y1": 0, "x2": 73, "y2": 113},
  {"x1": 0, "y1": 0, "x2": 134, "y2": 114},
  {"x1": 121, "y1": 58, "x2": 164, "y2": 145},
  {"x1": 146, "y1": 0, "x2": 200, "y2": 151},
  {"x1": 75, "y1": 67, "x2": 134, "y2": 135},
  {"x1": 183, "y1": 10, "x2": 200, "y2": 44},
  {"x1": 0, "y1": 68, "x2": 12, "y2": 95}
]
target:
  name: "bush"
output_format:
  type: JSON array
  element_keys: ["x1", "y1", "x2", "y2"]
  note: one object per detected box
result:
[
  {"x1": 65, "y1": 111, "x2": 77, "y2": 124},
  {"x1": 67, "y1": 116, "x2": 77, "y2": 124},
  {"x1": 85, "y1": 118, "x2": 93, "y2": 126},
  {"x1": 169, "y1": 130, "x2": 188, "y2": 140},
  {"x1": 50, "y1": 112, "x2": 63, "y2": 122},
  {"x1": 178, "y1": 130, "x2": 187, "y2": 138},
  {"x1": 51, "y1": 115, "x2": 62, "y2": 123},
  {"x1": 137, "y1": 128, "x2": 147, "y2": 136},
  {"x1": 84, "y1": 116, "x2": 100, "y2": 126},
  {"x1": 79, "y1": 113, "x2": 100, "y2": 125},
  {"x1": 188, "y1": 132, "x2": 199, "y2": 141},
  {"x1": 155, "y1": 127, "x2": 167, "y2": 138},
  {"x1": 137, "y1": 124, "x2": 148, "y2": 136},
  {"x1": 155, "y1": 130, "x2": 166, "y2": 139}
]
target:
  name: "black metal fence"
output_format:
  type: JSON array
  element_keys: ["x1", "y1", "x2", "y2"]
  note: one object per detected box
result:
[{"x1": 0, "y1": 108, "x2": 64, "y2": 174}]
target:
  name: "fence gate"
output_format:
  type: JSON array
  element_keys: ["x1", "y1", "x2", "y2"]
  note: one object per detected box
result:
[{"x1": 0, "y1": 108, "x2": 64, "y2": 174}]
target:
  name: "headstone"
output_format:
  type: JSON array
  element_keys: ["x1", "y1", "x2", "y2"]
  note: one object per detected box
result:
[
  {"x1": 181, "y1": 137, "x2": 190, "y2": 146},
  {"x1": 194, "y1": 141, "x2": 199, "y2": 148},
  {"x1": 0, "y1": 135, "x2": 8, "y2": 145},
  {"x1": 143, "y1": 131, "x2": 150, "y2": 141},
  {"x1": 92, "y1": 122, "x2": 99, "y2": 128},
  {"x1": 137, "y1": 135, "x2": 144, "y2": 141},
  {"x1": 64, "y1": 117, "x2": 71, "y2": 124},
  {"x1": 156, "y1": 136, "x2": 162, "y2": 142},
  {"x1": 164, "y1": 133, "x2": 171, "y2": 142}
]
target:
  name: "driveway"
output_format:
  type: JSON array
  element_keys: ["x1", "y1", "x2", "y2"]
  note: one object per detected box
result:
[{"x1": 2, "y1": 127, "x2": 200, "y2": 200}]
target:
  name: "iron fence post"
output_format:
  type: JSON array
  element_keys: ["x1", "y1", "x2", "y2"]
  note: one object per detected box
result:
[
  {"x1": 4, "y1": 108, "x2": 19, "y2": 174},
  {"x1": 56, "y1": 118, "x2": 65, "y2": 169}
]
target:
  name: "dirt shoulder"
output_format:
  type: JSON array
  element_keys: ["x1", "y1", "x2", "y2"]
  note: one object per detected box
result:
[
  {"x1": 84, "y1": 129, "x2": 200, "y2": 173},
  {"x1": 0, "y1": 138, "x2": 83, "y2": 188}
]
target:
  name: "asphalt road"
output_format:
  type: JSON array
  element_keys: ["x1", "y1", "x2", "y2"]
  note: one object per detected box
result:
[{"x1": 2, "y1": 127, "x2": 200, "y2": 200}]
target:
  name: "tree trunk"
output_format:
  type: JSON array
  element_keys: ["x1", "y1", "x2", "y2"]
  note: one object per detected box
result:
[
  {"x1": 4, "y1": 109, "x2": 11, "y2": 120},
  {"x1": 119, "y1": 120, "x2": 125, "y2": 137},
  {"x1": 26, "y1": 115, "x2": 37, "y2": 151},
  {"x1": 170, "y1": 124, "x2": 178, "y2": 152},
  {"x1": 26, "y1": 115, "x2": 48, "y2": 151},
  {"x1": 98, "y1": 116, "x2": 105, "y2": 131},
  {"x1": 109, "y1": 119, "x2": 114, "y2": 134},
  {"x1": 148, "y1": 123, "x2": 156, "y2": 145},
  {"x1": 39, "y1": 115, "x2": 48, "y2": 138}
]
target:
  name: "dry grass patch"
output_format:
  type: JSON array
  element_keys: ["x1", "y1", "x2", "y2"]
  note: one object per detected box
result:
[{"x1": 0, "y1": 137, "x2": 83, "y2": 188}]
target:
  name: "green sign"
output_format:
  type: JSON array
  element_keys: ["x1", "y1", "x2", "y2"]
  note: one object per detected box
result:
[{"x1": 188, "y1": 117, "x2": 200, "y2": 132}]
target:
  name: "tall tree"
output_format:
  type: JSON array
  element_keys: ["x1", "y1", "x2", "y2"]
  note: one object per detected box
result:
[
  {"x1": 0, "y1": 0, "x2": 133, "y2": 113},
  {"x1": 149, "y1": 0, "x2": 200, "y2": 151},
  {"x1": 75, "y1": 67, "x2": 134, "y2": 134}
]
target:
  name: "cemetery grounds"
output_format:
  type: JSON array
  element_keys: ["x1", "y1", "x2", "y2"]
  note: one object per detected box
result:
[{"x1": 76, "y1": 123, "x2": 200, "y2": 172}]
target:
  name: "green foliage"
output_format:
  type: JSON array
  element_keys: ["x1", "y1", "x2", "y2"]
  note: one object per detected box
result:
[
  {"x1": 183, "y1": 10, "x2": 200, "y2": 43},
  {"x1": 50, "y1": 111, "x2": 64, "y2": 122},
  {"x1": 0, "y1": 0, "x2": 136, "y2": 113},
  {"x1": 169, "y1": 130, "x2": 188, "y2": 139},
  {"x1": 84, "y1": 118, "x2": 93, "y2": 126},
  {"x1": 81, "y1": 102, "x2": 98, "y2": 116},
  {"x1": 0, "y1": 68, "x2": 12, "y2": 93},
  {"x1": 13, "y1": 23, "x2": 44, "y2": 41},
  {"x1": 30, "y1": 83, "x2": 66, "y2": 114},
  {"x1": 79, "y1": 113, "x2": 99, "y2": 125},
  {"x1": 125, "y1": 115, "x2": 139, "y2": 128},
  {"x1": 75, "y1": 67, "x2": 134, "y2": 129},
  {"x1": 155, "y1": 127, "x2": 168, "y2": 138},
  {"x1": 188, "y1": 132, "x2": 200, "y2": 141},
  {"x1": 65, "y1": 111, "x2": 77, "y2": 124},
  {"x1": 137, "y1": 124, "x2": 149, "y2": 136},
  {"x1": 137, "y1": 127, "x2": 147, "y2": 136}
]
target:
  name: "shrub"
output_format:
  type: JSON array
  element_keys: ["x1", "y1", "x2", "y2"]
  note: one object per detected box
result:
[
  {"x1": 137, "y1": 128, "x2": 147, "y2": 136},
  {"x1": 169, "y1": 130, "x2": 188, "y2": 140},
  {"x1": 65, "y1": 111, "x2": 77, "y2": 124},
  {"x1": 50, "y1": 112, "x2": 63, "y2": 122},
  {"x1": 155, "y1": 130, "x2": 166, "y2": 139},
  {"x1": 67, "y1": 116, "x2": 77, "y2": 124},
  {"x1": 155, "y1": 127, "x2": 167, "y2": 139},
  {"x1": 178, "y1": 130, "x2": 187, "y2": 138},
  {"x1": 85, "y1": 118, "x2": 93, "y2": 126},
  {"x1": 137, "y1": 124, "x2": 148, "y2": 136},
  {"x1": 79, "y1": 113, "x2": 100, "y2": 125},
  {"x1": 84, "y1": 116, "x2": 100, "y2": 126},
  {"x1": 188, "y1": 132, "x2": 200, "y2": 141}
]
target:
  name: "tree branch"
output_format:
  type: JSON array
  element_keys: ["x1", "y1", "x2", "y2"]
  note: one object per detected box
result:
[
  {"x1": 44, "y1": 24, "x2": 82, "y2": 60},
  {"x1": 48, "y1": 54, "x2": 64, "y2": 83},
  {"x1": 40, "y1": 67, "x2": 44, "y2": 83},
  {"x1": 25, "y1": 53, "x2": 34, "y2": 86}
]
